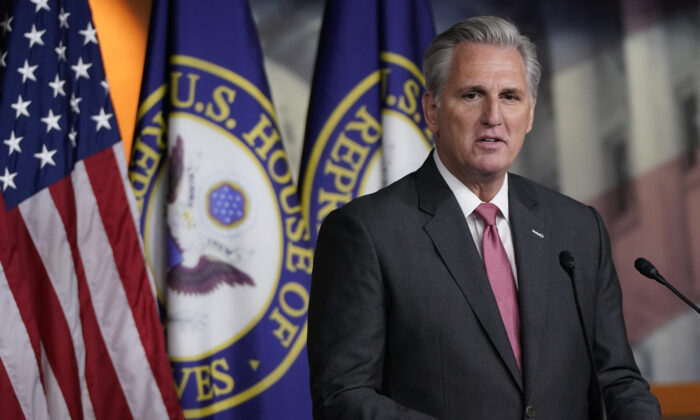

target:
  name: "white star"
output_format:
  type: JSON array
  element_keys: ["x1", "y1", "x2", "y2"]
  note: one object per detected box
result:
[
  {"x1": 1, "y1": 13, "x2": 12, "y2": 35},
  {"x1": 68, "y1": 127, "x2": 78, "y2": 146},
  {"x1": 70, "y1": 93, "x2": 82, "y2": 113},
  {"x1": 55, "y1": 40, "x2": 66, "y2": 61},
  {"x1": 11, "y1": 94, "x2": 31, "y2": 118},
  {"x1": 0, "y1": 50, "x2": 6, "y2": 67},
  {"x1": 79, "y1": 22, "x2": 97, "y2": 45},
  {"x1": 30, "y1": 0, "x2": 50, "y2": 13},
  {"x1": 48, "y1": 74, "x2": 66, "y2": 97},
  {"x1": 24, "y1": 24, "x2": 45, "y2": 48},
  {"x1": 3, "y1": 131, "x2": 23, "y2": 155},
  {"x1": 34, "y1": 145, "x2": 57, "y2": 168},
  {"x1": 101, "y1": 80, "x2": 109, "y2": 93},
  {"x1": 0, "y1": 168, "x2": 18, "y2": 191},
  {"x1": 40, "y1": 109, "x2": 62, "y2": 133},
  {"x1": 71, "y1": 57, "x2": 91, "y2": 80},
  {"x1": 17, "y1": 59, "x2": 38, "y2": 83},
  {"x1": 58, "y1": 8, "x2": 70, "y2": 28},
  {"x1": 91, "y1": 107, "x2": 113, "y2": 131}
]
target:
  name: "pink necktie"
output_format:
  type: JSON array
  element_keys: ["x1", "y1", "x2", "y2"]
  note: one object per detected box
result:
[{"x1": 474, "y1": 203, "x2": 521, "y2": 370}]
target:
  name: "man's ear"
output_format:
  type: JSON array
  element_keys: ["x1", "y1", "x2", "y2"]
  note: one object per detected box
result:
[
  {"x1": 526, "y1": 99, "x2": 536, "y2": 133},
  {"x1": 422, "y1": 91, "x2": 439, "y2": 135}
]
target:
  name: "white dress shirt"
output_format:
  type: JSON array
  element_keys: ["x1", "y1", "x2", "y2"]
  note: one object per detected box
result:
[{"x1": 433, "y1": 151, "x2": 519, "y2": 287}]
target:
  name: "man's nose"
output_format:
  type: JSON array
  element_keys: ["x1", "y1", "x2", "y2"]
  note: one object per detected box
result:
[{"x1": 480, "y1": 98, "x2": 503, "y2": 126}]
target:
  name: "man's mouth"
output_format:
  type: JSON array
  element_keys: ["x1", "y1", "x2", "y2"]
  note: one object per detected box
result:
[{"x1": 478, "y1": 137, "x2": 505, "y2": 143}]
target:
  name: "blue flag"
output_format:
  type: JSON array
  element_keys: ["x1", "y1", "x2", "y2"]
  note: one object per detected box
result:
[
  {"x1": 0, "y1": 0, "x2": 121, "y2": 208},
  {"x1": 300, "y1": 0, "x2": 436, "y2": 243},
  {"x1": 128, "y1": 0, "x2": 312, "y2": 418}
]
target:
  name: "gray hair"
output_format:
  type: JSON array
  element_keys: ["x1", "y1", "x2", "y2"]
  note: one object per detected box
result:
[{"x1": 423, "y1": 16, "x2": 541, "y2": 102}]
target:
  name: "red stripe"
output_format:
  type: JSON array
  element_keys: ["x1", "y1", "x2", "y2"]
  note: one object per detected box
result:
[
  {"x1": 0, "y1": 360, "x2": 25, "y2": 419},
  {"x1": 0, "y1": 196, "x2": 42, "y2": 387},
  {"x1": 0, "y1": 357, "x2": 26, "y2": 420},
  {"x1": 0, "y1": 194, "x2": 83, "y2": 420},
  {"x1": 84, "y1": 148, "x2": 184, "y2": 419},
  {"x1": 590, "y1": 149, "x2": 700, "y2": 342},
  {"x1": 49, "y1": 176, "x2": 133, "y2": 420}
]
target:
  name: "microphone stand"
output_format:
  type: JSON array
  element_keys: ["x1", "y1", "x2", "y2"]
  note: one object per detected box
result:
[
  {"x1": 635, "y1": 258, "x2": 700, "y2": 314},
  {"x1": 560, "y1": 251, "x2": 608, "y2": 420}
]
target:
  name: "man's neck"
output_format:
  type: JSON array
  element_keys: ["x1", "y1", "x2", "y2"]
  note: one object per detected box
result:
[
  {"x1": 459, "y1": 174, "x2": 506, "y2": 203},
  {"x1": 432, "y1": 150, "x2": 507, "y2": 203}
]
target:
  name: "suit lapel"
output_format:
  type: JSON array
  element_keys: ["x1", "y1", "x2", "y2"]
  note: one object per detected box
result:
[
  {"x1": 508, "y1": 174, "x2": 550, "y2": 401},
  {"x1": 417, "y1": 157, "x2": 523, "y2": 389}
]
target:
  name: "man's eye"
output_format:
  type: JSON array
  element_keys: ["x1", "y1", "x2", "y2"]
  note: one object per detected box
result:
[
  {"x1": 503, "y1": 93, "x2": 519, "y2": 101},
  {"x1": 463, "y1": 92, "x2": 478, "y2": 100}
]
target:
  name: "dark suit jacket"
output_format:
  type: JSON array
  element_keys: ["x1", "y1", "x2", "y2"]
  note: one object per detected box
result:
[{"x1": 308, "y1": 155, "x2": 661, "y2": 419}]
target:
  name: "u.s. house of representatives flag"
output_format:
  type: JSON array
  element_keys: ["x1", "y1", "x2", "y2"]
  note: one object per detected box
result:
[
  {"x1": 0, "y1": 0, "x2": 183, "y2": 419},
  {"x1": 128, "y1": 0, "x2": 312, "y2": 418},
  {"x1": 300, "y1": 0, "x2": 436, "y2": 243}
]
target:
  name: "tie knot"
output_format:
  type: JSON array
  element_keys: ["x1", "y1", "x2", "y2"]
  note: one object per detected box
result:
[{"x1": 474, "y1": 203, "x2": 499, "y2": 226}]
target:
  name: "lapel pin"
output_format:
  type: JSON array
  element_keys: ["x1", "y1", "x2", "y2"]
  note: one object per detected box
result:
[{"x1": 531, "y1": 229, "x2": 544, "y2": 238}]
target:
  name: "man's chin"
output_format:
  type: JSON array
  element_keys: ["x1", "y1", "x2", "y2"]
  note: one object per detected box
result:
[{"x1": 471, "y1": 161, "x2": 510, "y2": 179}]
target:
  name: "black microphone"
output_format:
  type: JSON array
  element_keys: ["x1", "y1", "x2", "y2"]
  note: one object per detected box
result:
[
  {"x1": 634, "y1": 257, "x2": 700, "y2": 314},
  {"x1": 559, "y1": 251, "x2": 607, "y2": 420},
  {"x1": 559, "y1": 250, "x2": 575, "y2": 273}
]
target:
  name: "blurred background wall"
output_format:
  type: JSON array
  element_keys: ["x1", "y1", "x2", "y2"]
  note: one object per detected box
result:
[{"x1": 92, "y1": 0, "x2": 699, "y2": 413}]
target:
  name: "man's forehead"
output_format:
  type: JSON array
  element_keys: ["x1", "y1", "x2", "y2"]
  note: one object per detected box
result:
[
  {"x1": 448, "y1": 43, "x2": 527, "y2": 79},
  {"x1": 452, "y1": 42, "x2": 523, "y2": 63}
]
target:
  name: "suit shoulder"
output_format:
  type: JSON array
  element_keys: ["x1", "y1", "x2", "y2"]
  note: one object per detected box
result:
[
  {"x1": 509, "y1": 173, "x2": 596, "y2": 219},
  {"x1": 333, "y1": 171, "x2": 419, "y2": 219}
]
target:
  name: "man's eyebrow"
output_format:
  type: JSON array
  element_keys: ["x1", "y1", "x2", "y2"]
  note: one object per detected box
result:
[
  {"x1": 457, "y1": 85, "x2": 486, "y2": 94},
  {"x1": 455, "y1": 86, "x2": 527, "y2": 96},
  {"x1": 500, "y1": 87, "x2": 526, "y2": 95}
]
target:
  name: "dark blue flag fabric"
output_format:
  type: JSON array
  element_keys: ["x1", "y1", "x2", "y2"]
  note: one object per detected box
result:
[
  {"x1": 300, "y1": 0, "x2": 436, "y2": 243},
  {"x1": 128, "y1": 0, "x2": 312, "y2": 418}
]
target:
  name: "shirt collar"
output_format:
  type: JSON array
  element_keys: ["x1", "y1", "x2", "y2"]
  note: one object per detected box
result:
[{"x1": 433, "y1": 150, "x2": 510, "y2": 221}]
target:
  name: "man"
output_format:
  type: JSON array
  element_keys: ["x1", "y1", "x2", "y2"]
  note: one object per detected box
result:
[{"x1": 307, "y1": 16, "x2": 661, "y2": 419}]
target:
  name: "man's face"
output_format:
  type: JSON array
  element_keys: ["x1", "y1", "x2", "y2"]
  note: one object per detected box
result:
[{"x1": 423, "y1": 42, "x2": 535, "y2": 185}]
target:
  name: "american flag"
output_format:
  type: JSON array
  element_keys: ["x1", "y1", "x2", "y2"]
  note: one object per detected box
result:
[{"x1": 0, "y1": 0, "x2": 182, "y2": 419}]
